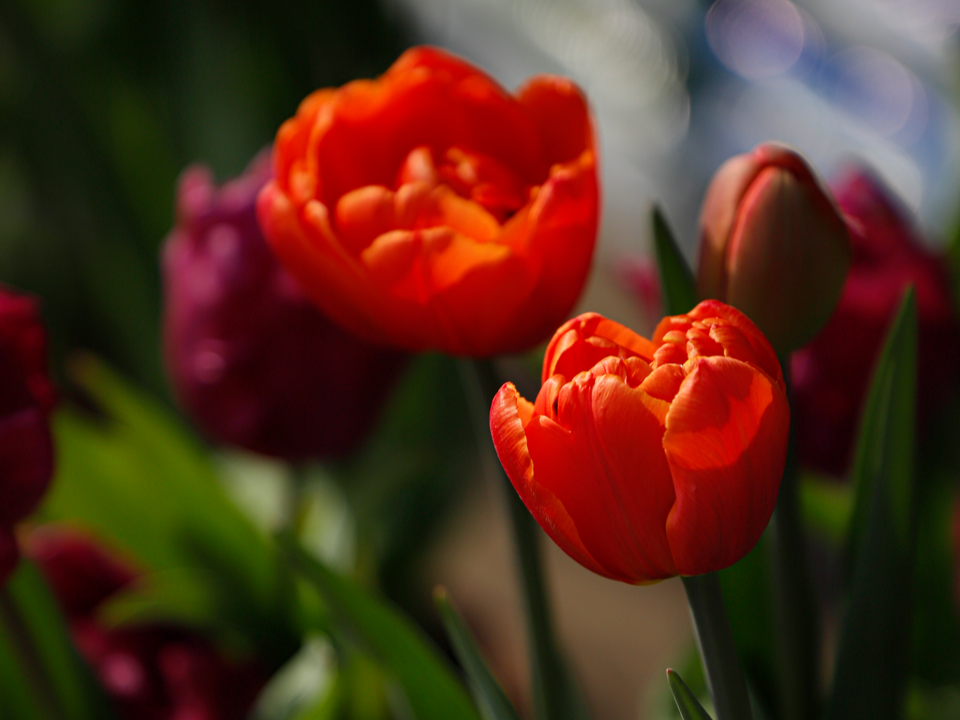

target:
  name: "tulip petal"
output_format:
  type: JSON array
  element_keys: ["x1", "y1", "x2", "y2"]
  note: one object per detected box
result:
[
  {"x1": 543, "y1": 313, "x2": 657, "y2": 383},
  {"x1": 0, "y1": 406, "x2": 54, "y2": 525},
  {"x1": 726, "y1": 166, "x2": 851, "y2": 353},
  {"x1": 516, "y1": 75, "x2": 593, "y2": 166},
  {"x1": 312, "y1": 49, "x2": 544, "y2": 207},
  {"x1": 663, "y1": 356, "x2": 788, "y2": 575},
  {"x1": 685, "y1": 300, "x2": 784, "y2": 390},
  {"x1": 258, "y1": 184, "x2": 399, "y2": 346},
  {"x1": 426, "y1": 236, "x2": 535, "y2": 357},
  {"x1": 490, "y1": 383, "x2": 609, "y2": 579},
  {"x1": 524, "y1": 372, "x2": 678, "y2": 583},
  {"x1": 696, "y1": 152, "x2": 764, "y2": 301}
]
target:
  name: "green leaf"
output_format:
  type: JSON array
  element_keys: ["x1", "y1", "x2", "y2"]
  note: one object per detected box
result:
[
  {"x1": 41, "y1": 355, "x2": 299, "y2": 663},
  {"x1": 826, "y1": 288, "x2": 918, "y2": 720},
  {"x1": 0, "y1": 561, "x2": 114, "y2": 720},
  {"x1": 799, "y1": 474, "x2": 854, "y2": 545},
  {"x1": 652, "y1": 204, "x2": 697, "y2": 315},
  {"x1": 434, "y1": 587, "x2": 522, "y2": 720},
  {"x1": 282, "y1": 537, "x2": 482, "y2": 720},
  {"x1": 667, "y1": 669, "x2": 715, "y2": 720},
  {"x1": 718, "y1": 538, "x2": 777, "y2": 716}
]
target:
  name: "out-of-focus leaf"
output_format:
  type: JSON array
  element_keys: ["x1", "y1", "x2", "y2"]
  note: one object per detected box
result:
[
  {"x1": 434, "y1": 587, "x2": 521, "y2": 720},
  {"x1": 252, "y1": 636, "x2": 337, "y2": 720},
  {"x1": 282, "y1": 538, "x2": 482, "y2": 720},
  {"x1": 290, "y1": 675, "x2": 342, "y2": 720},
  {"x1": 827, "y1": 289, "x2": 918, "y2": 720},
  {"x1": 0, "y1": 560, "x2": 114, "y2": 720},
  {"x1": 41, "y1": 355, "x2": 299, "y2": 663},
  {"x1": 667, "y1": 669, "x2": 714, "y2": 720},
  {"x1": 342, "y1": 353, "x2": 473, "y2": 582},
  {"x1": 718, "y1": 537, "x2": 777, "y2": 716},
  {"x1": 97, "y1": 567, "x2": 218, "y2": 629},
  {"x1": 799, "y1": 474, "x2": 853, "y2": 545},
  {"x1": 652, "y1": 204, "x2": 697, "y2": 316}
]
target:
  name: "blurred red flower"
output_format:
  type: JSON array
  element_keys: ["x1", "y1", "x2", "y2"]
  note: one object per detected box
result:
[
  {"x1": 791, "y1": 169, "x2": 960, "y2": 477},
  {"x1": 0, "y1": 286, "x2": 55, "y2": 583},
  {"x1": 162, "y1": 150, "x2": 406, "y2": 460},
  {"x1": 490, "y1": 301, "x2": 789, "y2": 583},
  {"x1": 258, "y1": 46, "x2": 599, "y2": 357},
  {"x1": 29, "y1": 528, "x2": 265, "y2": 720}
]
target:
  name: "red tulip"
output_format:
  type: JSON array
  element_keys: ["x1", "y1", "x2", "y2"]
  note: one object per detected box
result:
[
  {"x1": 162, "y1": 150, "x2": 406, "y2": 460},
  {"x1": 0, "y1": 286, "x2": 55, "y2": 584},
  {"x1": 698, "y1": 143, "x2": 851, "y2": 354},
  {"x1": 490, "y1": 301, "x2": 789, "y2": 583},
  {"x1": 258, "y1": 46, "x2": 599, "y2": 357},
  {"x1": 791, "y1": 169, "x2": 960, "y2": 476},
  {"x1": 29, "y1": 528, "x2": 265, "y2": 720}
]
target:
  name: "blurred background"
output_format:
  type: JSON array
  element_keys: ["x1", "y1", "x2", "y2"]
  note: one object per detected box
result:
[{"x1": 2, "y1": 0, "x2": 960, "y2": 718}]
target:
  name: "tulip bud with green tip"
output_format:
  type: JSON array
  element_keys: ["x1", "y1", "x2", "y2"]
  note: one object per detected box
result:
[{"x1": 697, "y1": 143, "x2": 851, "y2": 354}]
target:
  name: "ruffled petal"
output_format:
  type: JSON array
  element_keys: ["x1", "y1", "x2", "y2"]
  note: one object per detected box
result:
[
  {"x1": 543, "y1": 313, "x2": 657, "y2": 383},
  {"x1": 663, "y1": 356, "x2": 789, "y2": 575},
  {"x1": 490, "y1": 383, "x2": 608, "y2": 578},
  {"x1": 524, "y1": 371, "x2": 676, "y2": 583}
]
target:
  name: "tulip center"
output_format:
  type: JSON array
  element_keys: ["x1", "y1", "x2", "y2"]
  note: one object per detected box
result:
[{"x1": 396, "y1": 146, "x2": 530, "y2": 224}]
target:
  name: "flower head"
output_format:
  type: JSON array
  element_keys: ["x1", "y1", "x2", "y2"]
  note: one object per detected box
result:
[
  {"x1": 490, "y1": 301, "x2": 789, "y2": 583},
  {"x1": 162, "y1": 150, "x2": 406, "y2": 460},
  {"x1": 698, "y1": 143, "x2": 851, "y2": 354},
  {"x1": 0, "y1": 285, "x2": 55, "y2": 583},
  {"x1": 258, "y1": 46, "x2": 599, "y2": 357}
]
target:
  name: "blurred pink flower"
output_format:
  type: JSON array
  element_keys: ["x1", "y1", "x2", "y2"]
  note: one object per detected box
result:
[
  {"x1": 0, "y1": 285, "x2": 55, "y2": 584},
  {"x1": 162, "y1": 150, "x2": 406, "y2": 461},
  {"x1": 791, "y1": 169, "x2": 960, "y2": 476},
  {"x1": 29, "y1": 527, "x2": 266, "y2": 720},
  {"x1": 615, "y1": 254, "x2": 662, "y2": 331}
]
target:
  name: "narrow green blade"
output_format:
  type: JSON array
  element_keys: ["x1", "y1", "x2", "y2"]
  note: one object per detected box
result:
[
  {"x1": 826, "y1": 288, "x2": 918, "y2": 720},
  {"x1": 652, "y1": 204, "x2": 697, "y2": 315},
  {"x1": 0, "y1": 561, "x2": 114, "y2": 720},
  {"x1": 434, "y1": 587, "x2": 522, "y2": 720},
  {"x1": 282, "y1": 538, "x2": 482, "y2": 720},
  {"x1": 667, "y1": 669, "x2": 715, "y2": 720}
]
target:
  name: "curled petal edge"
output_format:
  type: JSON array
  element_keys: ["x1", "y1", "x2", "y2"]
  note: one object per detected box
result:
[{"x1": 490, "y1": 383, "x2": 612, "y2": 579}]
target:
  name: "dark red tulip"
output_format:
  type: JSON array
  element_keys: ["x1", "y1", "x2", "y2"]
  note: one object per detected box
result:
[
  {"x1": 162, "y1": 150, "x2": 406, "y2": 460},
  {"x1": 791, "y1": 169, "x2": 960, "y2": 477},
  {"x1": 0, "y1": 285, "x2": 55, "y2": 584},
  {"x1": 29, "y1": 527, "x2": 265, "y2": 720}
]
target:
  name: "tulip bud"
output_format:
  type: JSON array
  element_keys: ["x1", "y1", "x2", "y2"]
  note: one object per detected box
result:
[
  {"x1": 28, "y1": 527, "x2": 266, "y2": 720},
  {"x1": 162, "y1": 150, "x2": 406, "y2": 461},
  {"x1": 0, "y1": 285, "x2": 55, "y2": 584},
  {"x1": 791, "y1": 169, "x2": 960, "y2": 476},
  {"x1": 698, "y1": 143, "x2": 851, "y2": 354}
]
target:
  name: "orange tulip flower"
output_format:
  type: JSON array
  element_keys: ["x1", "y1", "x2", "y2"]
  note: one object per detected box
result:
[
  {"x1": 257, "y1": 46, "x2": 599, "y2": 357},
  {"x1": 490, "y1": 301, "x2": 789, "y2": 583}
]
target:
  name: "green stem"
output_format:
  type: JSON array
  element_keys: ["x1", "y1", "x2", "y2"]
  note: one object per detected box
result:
[
  {"x1": 457, "y1": 358, "x2": 572, "y2": 720},
  {"x1": 681, "y1": 573, "x2": 753, "y2": 720},
  {"x1": 0, "y1": 587, "x2": 61, "y2": 720},
  {"x1": 768, "y1": 362, "x2": 819, "y2": 720}
]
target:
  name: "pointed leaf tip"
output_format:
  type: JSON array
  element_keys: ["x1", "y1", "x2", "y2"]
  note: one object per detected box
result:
[
  {"x1": 651, "y1": 204, "x2": 697, "y2": 316},
  {"x1": 434, "y1": 589, "x2": 521, "y2": 720},
  {"x1": 667, "y1": 668, "x2": 715, "y2": 720}
]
